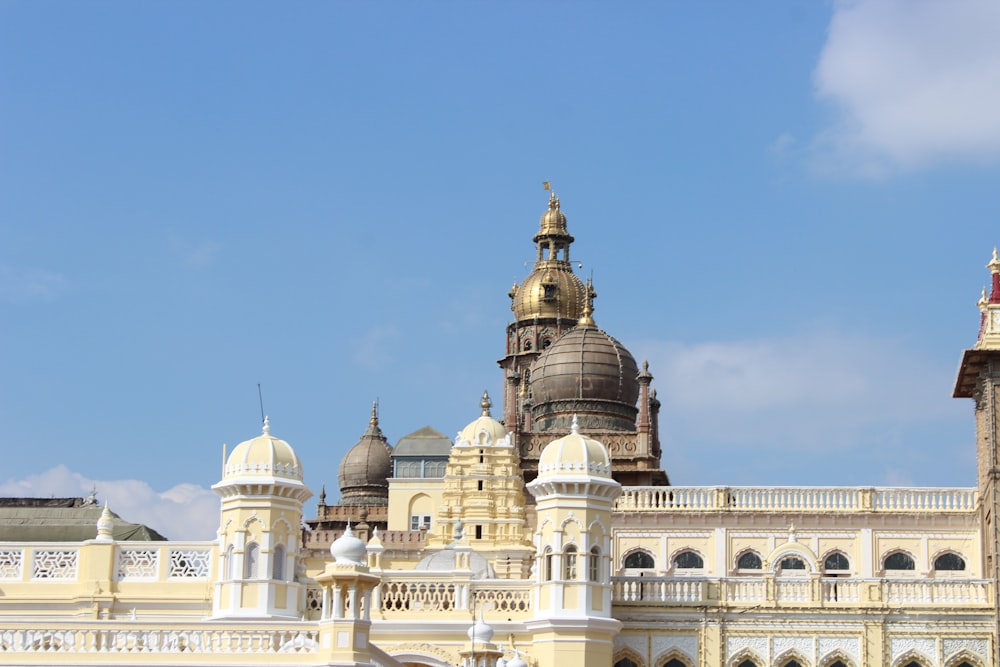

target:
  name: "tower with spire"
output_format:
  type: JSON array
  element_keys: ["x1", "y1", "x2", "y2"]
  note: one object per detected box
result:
[{"x1": 500, "y1": 191, "x2": 669, "y2": 486}]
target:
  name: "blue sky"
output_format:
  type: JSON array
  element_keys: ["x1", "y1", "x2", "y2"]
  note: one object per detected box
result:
[{"x1": 3, "y1": 1, "x2": 1000, "y2": 539}]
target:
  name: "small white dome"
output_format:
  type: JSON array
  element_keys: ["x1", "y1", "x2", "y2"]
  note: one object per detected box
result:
[
  {"x1": 468, "y1": 617, "x2": 494, "y2": 644},
  {"x1": 507, "y1": 650, "x2": 528, "y2": 667},
  {"x1": 457, "y1": 391, "x2": 508, "y2": 446},
  {"x1": 330, "y1": 524, "x2": 367, "y2": 565},
  {"x1": 536, "y1": 416, "x2": 611, "y2": 479},
  {"x1": 224, "y1": 417, "x2": 303, "y2": 482}
]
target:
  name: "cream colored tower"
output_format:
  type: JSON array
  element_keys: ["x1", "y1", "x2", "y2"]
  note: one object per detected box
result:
[
  {"x1": 211, "y1": 417, "x2": 313, "y2": 618},
  {"x1": 426, "y1": 392, "x2": 534, "y2": 577},
  {"x1": 525, "y1": 417, "x2": 622, "y2": 667}
]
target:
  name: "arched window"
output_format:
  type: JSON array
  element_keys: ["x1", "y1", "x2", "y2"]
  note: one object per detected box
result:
[
  {"x1": 624, "y1": 550, "x2": 655, "y2": 569},
  {"x1": 543, "y1": 548, "x2": 553, "y2": 581},
  {"x1": 244, "y1": 542, "x2": 259, "y2": 579},
  {"x1": 589, "y1": 546, "x2": 601, "y2": 582},
  {"x1": 225, "y1": 544, "x2": 235, "y2": 579},
  {"x1": 824, "y1": 552, "x2": 850, "y2": 571},
  {"x1": 737, "y1": 551, "x2": 762, "y2": 570},
  {"x1": 564, "y1": 545, "x2": 578, "y2": 580},
  {"x1": 934, "y1": 552, "x2": 966, "y2": 571},
  {"x1": 737, "y1": 660, "x2": 760, "y2": 667},
  {"x1": 884, "y1": 552, "x2": 915, "y2": 571},
  {"x1": 673, "y1": 550, "x2": 704, "y2": 569},
  {"x1": 780, "y1": 660, "x2": 803, "y2": 667},
  {"x1": 827, "y1": 662, "x2": 849, "y2": 667},
  {"x1": 662, "y1": 660, "x2": 688, "y2": 667},
  {"x1": 614, "y1": 659, "x2": 639, "y2": 667},
  {"x1": 779, "y1": 556, "x2": 806, "y2": 570},
  {"x1": 272, "y1": 544, "x2": 285, "y2": 580}
]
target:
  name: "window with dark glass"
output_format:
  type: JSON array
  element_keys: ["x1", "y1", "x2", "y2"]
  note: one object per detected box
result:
[
  {"x1": 824, "y1": 552, "x2": 850, "y2": 571},
  {"x1": 589, "y1": 547, "x2": 600, "y2": 582},
  {"x1": 934, "y1": 552, "x2": 966, "y2": 571},
  {"x1": 614, "y1": 659, "x2": 639, "y2": 667},
  {"x1": 272, "y1": 544, "x2": 285, "y2": 580},
  {"x1": 884, "y1": 552, "x2": 915, "y2": 570},
  {"x1": 781, "y1": 661, "x2": 803, "y2": 667},
  {"x1": 544, "y1": 548, "x2": 553, "y2": 581},
  {"x1": 564, "y1": 545, "x2": 578, "y2": 580},
  {"x1": 674, "y1": 551, "x2": 704, "y2": 569},
  {"x1": 779, "y1": 556, "x2": 805, "y2": 570},
  {"x1": 737, "y1": 660, "x2": 759, "y2": 667},
  {"x1": 624, "y1": 551, "x2": 655, "y2": 569},
  {"x1": 827, "y1": 661, "x2": 848, "y2": 667},
  {"x1": 737, "y1": 552, "x2": 762, "y2": 570},
  {"x1": 662, "y1": 660, "x2": 688, "y2": 667}
]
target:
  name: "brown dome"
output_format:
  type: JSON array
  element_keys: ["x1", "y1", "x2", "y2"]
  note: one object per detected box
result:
[
  {"x1": 528, "y1": 324, "x2": 640, "y2": 432},
  {"x1": 338, "y1": 404, "x2": 393, "y2": 506}
]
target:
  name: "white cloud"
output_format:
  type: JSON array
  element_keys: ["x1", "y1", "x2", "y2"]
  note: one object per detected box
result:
[
  {"x1": 0, "y1": 466, "x2": 219, "y2": 541},
  {"x1": 813, "y1": 0, "x2": 1000, "y2": 175},
  {"x1": 634, "y1": 330, "x2": 963, "y2": 452},
  {"x1": 0, "y1": 264, "x2": 67, "y2": 303}
]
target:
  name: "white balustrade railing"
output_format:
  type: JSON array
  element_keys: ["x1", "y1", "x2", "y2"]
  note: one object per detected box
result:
[
  {"x1": 612, "y1": 577, "x2": 991, "y2": 607},
  {"x1": 375, "y1": 576, "x2": 533, "y2": 617},
  {"x1": 0, "y1": 625, "x2": 317, "y2": 655},
  {"x1": 615, "y1": 487, "x2": 977, "y2": 513}
]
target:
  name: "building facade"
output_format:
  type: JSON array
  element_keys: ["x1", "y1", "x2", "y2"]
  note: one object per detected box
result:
[{"x1": 0, "y1": 194, "x2": 996, "y2": 667}]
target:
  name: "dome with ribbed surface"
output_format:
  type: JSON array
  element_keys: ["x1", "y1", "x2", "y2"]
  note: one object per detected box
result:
[
  {"x1": 528, "y1": 320, "x2": 640, "y2": 431},
  {"x1": 537, "y1": 417, "x2": 612, "y2": 479},
  {"x1": 224, "y1": 417, "x2": 303, "y2": 482},
  {"x1": 338, "y1": 403, "x2": 393, "y2": 506}
]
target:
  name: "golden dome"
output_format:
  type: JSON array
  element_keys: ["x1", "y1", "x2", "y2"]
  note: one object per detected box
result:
[
  {"x1": 511, "y1": 267, "x2": 587, "y2": 322},
  {"x1": 457, "y1": 391, "x2": 508, "y2": 446},
  {"x1": 224, "y1": 417, "x2": 303, "y2": 482},
  {"x1": 537, "y1": 417, "x2": 612, "y2": 479},
  {"x1": 535, "y1": 193, "x2": 570, "y2": 239}
]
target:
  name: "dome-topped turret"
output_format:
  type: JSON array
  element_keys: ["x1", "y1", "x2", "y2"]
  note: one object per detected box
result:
[
  {"x1": 528, "y1": 302, "x2": 640, "y2": 431},
  {"x1": 509, "y1": 191, "x2": 588, "y2": 324},
  {"x1": 338, "y1": 403, "x2": 393, "y2": 506},
  {"x1": 457, "y1": 391, "x2": 508, "y2": 446},
  {"x1": 330, "y1": 523, "x2": 367, "y2": 565},
  {"x1": 537, "y1": 416, "x2": 613, "y2": 480},
  {"x1": 224, "y1": 417, "x2": 303, "y2": 482}
]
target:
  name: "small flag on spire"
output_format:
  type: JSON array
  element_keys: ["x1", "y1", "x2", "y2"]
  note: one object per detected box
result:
[{"x1": 542, "y1": 181, "x2": 551, "y2": 191}]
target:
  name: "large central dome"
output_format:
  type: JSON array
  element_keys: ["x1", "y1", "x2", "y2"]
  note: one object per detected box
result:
[{"x1": 528, "y1": 319, "x2": 640, "y2": 432}]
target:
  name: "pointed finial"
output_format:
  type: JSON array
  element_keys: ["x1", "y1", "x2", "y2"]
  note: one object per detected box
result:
[
  {"x1": 571, "y1": 414, "x2": 580, "y2": 434},
  {"x1": 480, "y1": 390, "x2": 492, "y2": 416},
  {"x1": 344, "y1": 521, "x2": 354, "y2": 537},
  {"x1": 989, "y1": 249, "x2": 1000, "y2": 304},
  {"x1": 370, "y1": 400, "x2": 379, "y2": 426},
  {"x1": 96, "y1": 501, "x2": 114, "y2": 542},
  {"x1": 319, "y1": 484, "x2": 327, "y2": 504},
  {"x1": 262, "y1": 416, "x2": 270, "y2": 435}
]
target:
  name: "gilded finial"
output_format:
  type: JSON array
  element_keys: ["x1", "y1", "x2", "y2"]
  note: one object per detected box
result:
[
  {"x1": 989, "y1": 248, "x2": 1000, "y2": 274},
  {"x1": 480, "y1": 391, "x2": 492, "y2": 416},
  {"x1": 370, "y1": 400, "x2": 379, "y2": 426},
  {"x1": 577, "y1": 277, "x2": 596, "y2": 327}
]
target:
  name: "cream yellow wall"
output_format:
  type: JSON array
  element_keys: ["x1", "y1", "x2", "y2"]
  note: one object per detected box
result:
[{"x1": 387, "y1": 478, "x2": 444, "y2": 532}]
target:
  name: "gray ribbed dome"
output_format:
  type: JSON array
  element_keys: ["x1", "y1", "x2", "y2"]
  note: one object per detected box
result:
[
  {"x1": 338, "y1": 404, "x2": 393, "y2": 506},
  {"x1": 528, "y1": 324, "x2": 640, "y2": 432}
]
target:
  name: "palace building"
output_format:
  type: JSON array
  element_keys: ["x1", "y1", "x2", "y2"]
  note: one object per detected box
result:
[{"x1": 1, "y1": 193, "x2": 998, "y2": 667}]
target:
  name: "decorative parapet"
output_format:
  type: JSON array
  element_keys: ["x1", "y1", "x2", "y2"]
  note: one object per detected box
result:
[
  {"x1": 0, "y1": 622, "x2": 317, "y2": 657},
  {"x1": 0, "y1": 542, "x2": 214, "y2": 584},
  {"x1": 615, "y1": 486, "x2": 978, "y2": 513},
  {"x1": 372, "y1": 573, "x2": 533, "y2": 619},
  {"x1": 611, "y1": 576, "x2": 993, "y2": 608}
]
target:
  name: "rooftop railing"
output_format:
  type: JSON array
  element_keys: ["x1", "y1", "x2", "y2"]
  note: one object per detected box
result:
[
  {"x1": 615, "y1": 486, "x2": 978, "y2": 513},
  {"x1": 611, "y1": 576, "x2": 992, "y2": 608}
]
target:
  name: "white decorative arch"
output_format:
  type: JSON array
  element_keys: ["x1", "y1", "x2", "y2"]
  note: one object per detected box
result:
[
  {"x1": 728, "y1": 648, "x2": 764, "y2": 667},
  {"x1": 892, "y1": 649, "x2": 933, "y2": 667},
  {"x1": 773, "y1": 647, "x2": 809, "y2": 667},
  {"x1": 766, "y1": 546, "x2": 817, "y2": 573},
  {"x1": 944, "y1": 650, "x2": 985, "y2": 667},
  {"x1": 242, "y1": 514, "x2": 266, "y2": 531},
  {"x1": 653, "y1": 648, "x2": 694, "y2": 667},
  {"x1": 818, "y1": 651, "x2": 854, "y2": 667}
]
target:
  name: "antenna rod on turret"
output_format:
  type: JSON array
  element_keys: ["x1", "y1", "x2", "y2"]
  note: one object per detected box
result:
[{"x1": 257, "y1": 384, "x2": 265, "y2": 425}]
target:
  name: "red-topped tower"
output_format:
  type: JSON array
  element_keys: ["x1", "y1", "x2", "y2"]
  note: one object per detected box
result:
[{"x1": 954, "y1": 248, "x2": 1000, "y2": 648}]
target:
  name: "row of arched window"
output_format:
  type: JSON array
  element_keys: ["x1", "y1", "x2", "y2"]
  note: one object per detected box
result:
[
  {"x1": 617, "y1": 656, "x2": 978, "y2": 667},
  {"x1": 225, "y1": 542, "x2": 286, "y2": 580},
  {"x1": 542, "y1": 545, "x2": 603, "y2": 582},
  {"x1": 623, "y1": 549, "x2": 967, "y2": 574}
]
